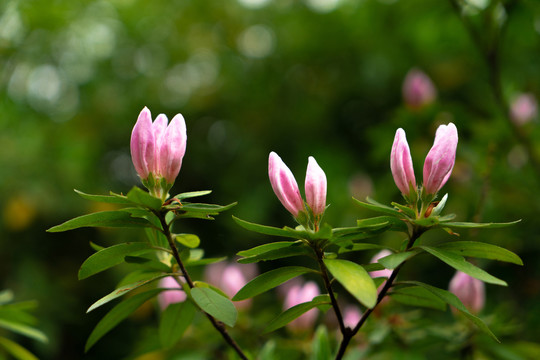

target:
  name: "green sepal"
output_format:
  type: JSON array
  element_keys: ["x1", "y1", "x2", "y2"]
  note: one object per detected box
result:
[
  {"x1": 263, "y1": 295, "x2": 331, "y2": 333},
  {"x1": 391, "y1": 202, "x2": 416, "y2": 219}
]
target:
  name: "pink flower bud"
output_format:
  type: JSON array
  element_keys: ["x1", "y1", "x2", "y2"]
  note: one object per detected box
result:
[
  {"x1": 369, "y1": 250, "x2": 393, "y2": 294},
  {"x1": 449, "y1": 271, "x2": 485, "y2": 314},
  {"x1": 284, "y1": 280, "x2": 320, "y2": 331},
  {"x1": 423, "y1": 123, "x2": 458, "y2": 196},
  {"x1": 402, "y1": 68, "x2": 437, "y2": 109},
  {"x1": 510, "y1": 93, "x2": 537, "y2": 126},
  {"x1": 268, "y1": 152, "x2": 304, "y2": 218},
  {"x1": 130, "y1": 107, "x2": 187, "y2": 196},
  {"x1": 204, "y1": 261, "x2": 257, "y2": 310},
  {"x1": 158, "y1": 276, "x2": 186, "y2": 310},
  {"x1": 390, "y1": 128, "x2": 416, "y2": 198},
  {"x1": 305, "y1": 156, "x2": 327, "y2": 217},
  {"x1": 343, "y1": 306, "x2": 361, "y2": 329}
]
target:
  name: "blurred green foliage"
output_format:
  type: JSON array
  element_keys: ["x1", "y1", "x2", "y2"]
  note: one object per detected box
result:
[{"x1": 1, "y1": 0, "x2": 540, "y2": 358}]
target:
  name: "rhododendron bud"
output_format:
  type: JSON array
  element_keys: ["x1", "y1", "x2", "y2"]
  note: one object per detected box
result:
[
  {"x1": 268, "y1": 152, "x2": 304, "y2": 218},
  {"x1": 158, "y1": 276, "x2": 186, "y2": 310},
  {"x1": 284, "y1": 281, "x2": 319, "y2": 331},
  {"x1": 423, "y1": 123, "x2": 458, "y2": 196},
  {"x1": 510, "y1": 93, "x2": 537, "y2": 126},
  {"x1": 343, "y1": 306, "x2": 361, "y2": 329},
  {"x1": 402, "y1": 68, "x2": 437, "y2": 109},
  {"x1": 449, "y1": 271, "x2": 485, "y2": 314},
  {"x1": 369, "y1": 250, "x2": 393, "y2": 293},
  {"x1": 390, "y1": 128, "x2": 416, "y2": 199},
  {"x1": 305, "y1": 156, "x2": 327, "y2": 217},
  {"x1": 130, "y1": 107, "x2": 187, "y2": 200},
  {"x1": 205, "y1": 262, "x2": 257, "y2": 310}
]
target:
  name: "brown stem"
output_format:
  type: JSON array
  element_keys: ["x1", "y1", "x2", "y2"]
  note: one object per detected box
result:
[
  {"x1": 313, "y1": 245, "x2": 347, "y2": 336},
  {"x1": 157, "y1": 212, "x2": 249, "y2": 360},
  {"x1": 334, "y1": 229, "x2": 421, "y2": 360}
]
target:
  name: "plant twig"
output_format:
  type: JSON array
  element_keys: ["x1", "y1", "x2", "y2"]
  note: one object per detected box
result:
[{"x1": 157, "y1": 211, "x2": 249, "y2": 360}]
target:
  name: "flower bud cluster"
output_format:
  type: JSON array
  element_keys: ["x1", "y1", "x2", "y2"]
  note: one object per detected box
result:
[{"x1": 268, "y1": 152, "x2": 327, "y2": 228}]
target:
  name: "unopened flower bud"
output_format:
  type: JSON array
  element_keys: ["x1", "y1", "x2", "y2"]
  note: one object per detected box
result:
[
  {"x1": 158, "y1": 276, "x2": 186, "y2": 310},
  {"x1": 268, "y1": 152, "x2": 304, "y2": 218},
  {"x1": 510, "y1": 93, "x2": 537, "y2": 126},
  {"x1": 305, "y1": 156, "x2": 327, "y2": 217},
  {"x1": 369, "y1": 250, "x2": 393, "y2": 294},
  {"x1": 343, "y1": 306, "x2": 362, "y2": 329},
  {"x1": 130, "y1": 107, "x2": 187, "y2": 200},
  {"x1": 284, "y1": 280, "x2": 319, "y2": 331},
  {"x1": 402, "y1": 68, "x2": 437, "y2": 109},
  {"x1": 205, "y1": 262, "x2": 257, "y2": 310},
  {"x1": 390, "y1": 128, "x2": 417, "y2": 199},
  {"x1": 449, "y1": 271, "x2": 485, "y2": 314},
  {"x1": 423, "y1": 123, "x2": 458, "y2": 196}
]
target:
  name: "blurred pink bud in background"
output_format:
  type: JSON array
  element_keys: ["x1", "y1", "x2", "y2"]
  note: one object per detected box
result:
[
  {"x1": 449, "y1": 271, "x2": 485, "y2": 314},
  {"x1": 423, "y1": 123, "x2": 458, "y2": 196},
  {"x1": 343, "y1": 305, "x2": 362, "y2": 329},
  {"x1": 283, "y1": 280, "x2": 320, "y2": 331},
  {"x1": 130, "y1": 107, "x2": 187, "y2": 196},
  {"x1": 158, "y1": 276, "x2": 186, "y2": 310},
  {"x1": 402, "y1": 68, "x2": 437, "y2": 109},
  {"x1": 510, "y1": 93, "x2": 537, "y2": 126},
  {"x1": 268, "y1": 152, "x2": 304, "y2": 217},
  {"x1": 369, "y1": 249, "x2": 393, "y2": 293},
  {"x1": 205, "y1": 261, "x2": 258, "y2": 310},
  {"x1": 390, "y1": 128, "x2": 417, "y2": 198},
  {"x1": 305, "y1": 156, "x2": 327, "y2": 217}
]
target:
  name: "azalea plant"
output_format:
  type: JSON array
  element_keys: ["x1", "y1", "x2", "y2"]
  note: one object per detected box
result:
[{"x1": 46, "y1": 103, "x2": 523, "y2": 359}]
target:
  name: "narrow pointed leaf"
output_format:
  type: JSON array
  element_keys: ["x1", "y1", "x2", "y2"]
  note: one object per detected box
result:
[
  {"x1": 233, "y1": 266, "x2": 316, "y2": 301},
  {"x1": 442, "y1": 220, "x2": 521, "y2": 229},
  {"x1": 75, "y1": 189, "x2": 132, "y2": 205},
  {"x1": 191, "y1": 287, "x2": 237, "y2": 327},
  {"x1": 403, "y1": 281, "x2": 499, "y2": 342},
  {"x1": 311, "y1": 325, "x2": 332, "y2": 360},
  {"x1": 264, "y1": 295, "x2": 331, "y2": 333},
  {"x1": 0, "y1": 336, "x2": 39, "y2": 360},
  {"x1": 324, "y1": 259, "x2": 377, "y2": 308},
  {"x1": 159, "y1": 301, "x2": 197, "y2": 348},
  {"x1": 87, "y1": 274, "x2": 167, "y2": 313},
  {"x1": 233, "y1": 216, "x2": 301, "y2": 239},
  {"x1": 420, "y1": 246, "x2": 507, "y2": 286},
  {"x1": 0, "y1": 320, "x2": 47, "y2": 343},
  {"x1": 237, "y1": 242, "x2": 298, "y2": 257},
  {"x1": 174, "y1": 190, "x2": 212, "y2": 200},
  {"x1": 85, "y1": 289, "x2": 163, "y2": 352},
  {"x1": 47, "y1": 211, "x2": 152, "y2": 232},
  {"x1": 378, "y1": 250, "x2": 420, "y2": 269},
  {"x1": 238, "y1": 244, "x2": 311, "y2": 264},
  {"x1": 391, "y1": 202, "x2": 416, "y2": 218},
  {"x1": 338, "y1": 243, "x2": 389, "y2": 254},
  {"x1": 431, "y1": 193, "x2": 448, "y2": 216},
  {"x1": 353, "y1": 197, "x2": 401, "y2": 216},
  {"x1": 390, "y1": 286, "x2": 447, "y2": 311},
  {"x1": 179, "y1": 202, "x2": 237, "y2": 214},
  {"x1": 436, "y1": 241, "x2": 523, "y2": 265},
  {"x1": 79, "y1": 242, "x2": 156, "y2": 280}
]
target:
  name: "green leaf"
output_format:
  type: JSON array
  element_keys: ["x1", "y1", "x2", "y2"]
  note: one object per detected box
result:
[
  {"x1": 79, "y1": 242, "x2": 157, "y2": 280},
  {"x1": 75, "y1": 189, "x2": 132, "y2": 205},
  {"x1": 431, "y1": 193, "x2": 448, "y2": 216},
  {"x1": 159, "y1": 301, "x2": 197, "y2": 348},
  {"x1": 436, "y1": 241, "x2": 523, "y2": 266},
  {"x1": 85, "y1": 289, "x2": 162, "y2": 352},
  {"x1": 237, "y1": 242, "x2": 298, "y2": 257},
  {"x1": 191, "y1": 287, "x2": 237, "y2": 327},
  {"x1": 353, "y1": 197, "x2": 402, "y2": 216},
  {"x1": 378, "y1": 250, "x2": 420, "y2": 269},
  {"x1": 0, "y1": 319, "x2": 47, "y2": 343},
  {"x1": 338, "y1": 243, "x2": 389, "y2": 254},
  {"x1": 232, "y1": 266, "x2": 316, "y2": 301},
  {"x1": 323, "y1": 259, "x2": 377, "y2": 309},
  {"x1": 237, "y1": 243, "x2": 311, "y2": 264},
  {"x1": 264, "y1": 295, "x2": 331, "y2": 333},
  {"x1": 126, "y1": 187, "x2": 163, "y2": 210},
  {"x1": 0, "y1": 336, "x2": 39, "y2": 360},
  {"x1": 412, "y1": 217, "x2": 440, "y2": 227},
  {"x1": 174, "y1": 190, "x2": 212, "y2": 200},
  {"x1": 179, "y1": 202, "x2": 237, "y2": 214},
  {"x1": 441, "y1": 220, "x2": 521, "y2": 229},
  {"x1": 311, "y1": 325, "x2": 332, "y2": 360},
  {"x1": 123, "y1": 256, "x2": 171, "y2": 273},
  {"x1": 0, "y1": 290, "x2": 14, "y2": 305},
  {"x1": 232, "y1": 216, "x2": 300, "y2": 239},
  {"x1": 391, "y1": 202, "x2": 416, "y2": 218},
  {"x1": 87, "y1": 274, "x2": 167, "y2": 313},
  {"x1": 420, "y1": 246, "x2": 507, "y2": 286},
  {"x1": 403, "y1": 281, "x2": 499, "y2": 342},
  {"x1": 390, "y1": 286, "x2": 447, "y2": 311},
  {"x1": 185, "y1": 257, "x2": 227, "y2": 267},
  {"x1": 47, "y1": 211, "x2": 153, "y2": 232},
  {"x1": 175, "y1": 234, "x2": 201, "y2": 248}
]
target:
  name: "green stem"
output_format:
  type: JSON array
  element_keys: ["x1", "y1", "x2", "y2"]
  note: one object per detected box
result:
[{"x1": 156, "y1": 211, "x2": 249, "y2": 360}]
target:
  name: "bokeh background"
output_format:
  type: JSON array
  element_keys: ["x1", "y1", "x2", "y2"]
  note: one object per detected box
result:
[{"x1": 1, "y1": 0, "x2": 540, "y2": 358}]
